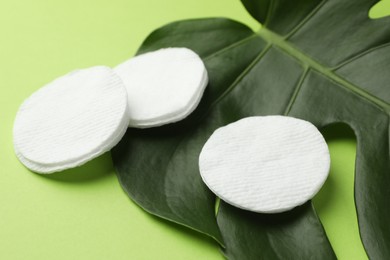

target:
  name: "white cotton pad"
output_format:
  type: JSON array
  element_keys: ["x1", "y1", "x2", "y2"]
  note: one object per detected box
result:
[
  {"x1": 13, "y1": 66, "x2": 129, "y2": 174},
  {"x1": 114, "y1": 47, "x2": 208, "y2": 128},
  {"x1": 199, "y1": 116, "x2": 330, "y2": 214}
]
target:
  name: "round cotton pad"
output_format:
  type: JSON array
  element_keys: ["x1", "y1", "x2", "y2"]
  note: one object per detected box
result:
[
  {"x1": 13, "y1": 66, "x2": 129, "y2": 174},
  {"x1": 199, "y1": 116, "x2": 330, "y2": 213},
  {"x1": 114, "y1": 47, "x2": 208, "y2": 128}
]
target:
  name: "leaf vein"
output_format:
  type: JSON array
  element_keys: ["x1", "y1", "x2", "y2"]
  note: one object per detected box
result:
[
  {"x1": 285, "y1": 0, "x2": 327, "y2": 40},
  {"x1": 204, "y1": 34, "x2": 258, "y2": 61},
  {"x1": 284, "y1": 67, "x2": 310, "y2": 115},
  {"x1": 332, "y1": 42, "x2": 390, "y2": 70},
  {"x1": 259, "y1": 28, "x2": 390, "y2": 114},
  {"x1": 264, "y1": 0, "x2": 275, "y2": 27},
  {"x1": 204, "y1": 44, "x2": 272, "y2": 116}
]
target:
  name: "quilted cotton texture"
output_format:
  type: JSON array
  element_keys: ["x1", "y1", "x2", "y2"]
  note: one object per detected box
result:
[
  {"x1": 13, "y1": 66, "x2": 129, "y2": 174},
  {"x1": 114, "y1": 47, "x2": 208, "y2": 128},
  {"x1": 199, "y1": 116, "x2": 330, "y2": 213}
]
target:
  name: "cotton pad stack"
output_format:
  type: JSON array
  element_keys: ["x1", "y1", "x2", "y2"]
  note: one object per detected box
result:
[
  {"x1": 115, "y1": 48, "x2": 208, "y2": 128},
  {"x1": 13, "y1": 48, "x2": 209, "y2": 173},
  {"x1": 199, "y1": 116, "x2": 330, "y2": 213},
  {"x1": 13, "y1": 66, "x2": 129, "y2": 173}
]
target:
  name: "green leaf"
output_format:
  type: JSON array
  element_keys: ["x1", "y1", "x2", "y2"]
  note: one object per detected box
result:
[
  {"x1": 112, "y1": 0, "x2": 390, "y2": 258},
  {"x1": 217, "y1": 201, "x2": 335, "y2": 259}
]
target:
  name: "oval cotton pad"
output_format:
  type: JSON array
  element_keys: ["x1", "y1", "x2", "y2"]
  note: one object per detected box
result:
[
  {"x1": 114, "y1": 47, "x2": 208, "y2": 128},
  {"x1": 199, "y1": 116, "x2": 330, "y2": 213},
  {"x1": 13, "y1": 66, "x2": 129, "y2": 174}
]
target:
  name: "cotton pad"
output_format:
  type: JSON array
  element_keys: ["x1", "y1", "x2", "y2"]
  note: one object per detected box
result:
[
  {"x1": 199, "y1": 116, "x2": 330, "y2": 214},
  {"x1": 13, "y1": 66, "x2": 129, "y2": 174},
  {"x1": 114, "y1": 47, "x2": 208, "y2": 128}
]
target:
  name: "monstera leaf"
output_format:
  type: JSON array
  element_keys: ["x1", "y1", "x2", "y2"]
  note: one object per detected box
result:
[{"x1": 112, "y1": 0, "x2": 390, "y2": 259}]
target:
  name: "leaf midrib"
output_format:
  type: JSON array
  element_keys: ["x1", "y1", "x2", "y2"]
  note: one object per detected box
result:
[{"x1": 257, "y1": 28, "x2": 390, "y2": 114}]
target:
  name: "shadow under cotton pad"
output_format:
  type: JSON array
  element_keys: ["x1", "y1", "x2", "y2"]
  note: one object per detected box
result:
[
  {"x1": 199, "y1": 116, "x2": 330, "y2": 214},
  {"x1": 13, "y1": 66, "x2": 129, "y2": 174},
  {"x1": 114, "y1": 48, "x2": 208, "y2": 128}
]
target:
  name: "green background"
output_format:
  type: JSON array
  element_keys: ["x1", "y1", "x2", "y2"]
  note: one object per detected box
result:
[{"x1": 0, "y1": 1, "x2": 389, "y2": 259}]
